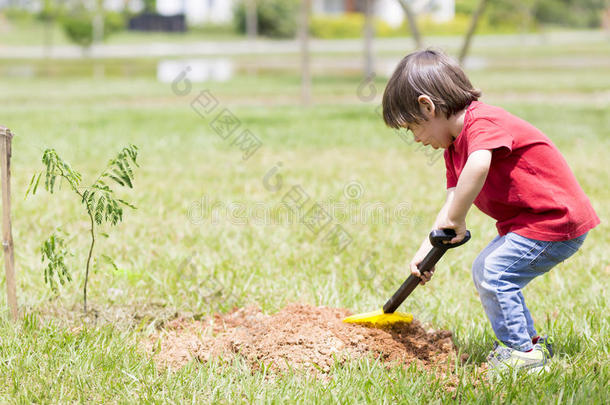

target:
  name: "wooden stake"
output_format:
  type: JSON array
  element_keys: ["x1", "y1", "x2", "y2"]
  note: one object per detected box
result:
[{"x1": 0, "y1": 126, "x2": 17, "y2": 321}]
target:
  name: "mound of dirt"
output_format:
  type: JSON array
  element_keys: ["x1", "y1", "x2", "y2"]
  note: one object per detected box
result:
[{"x1": 144, "y1": 303, "x2": 457, "y2": 373}]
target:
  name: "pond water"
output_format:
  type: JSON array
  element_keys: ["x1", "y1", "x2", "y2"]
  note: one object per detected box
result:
[{"x1": 156, "y1": 58, "x2": 234, "y2": 83}]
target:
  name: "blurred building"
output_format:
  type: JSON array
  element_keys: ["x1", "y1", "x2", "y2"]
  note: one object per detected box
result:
[
  {"x1": 312, "y1": 0, "x2": 455, "y2": 26},
  {"x1": 118, "y1": 0, "x2": 456, "y2": 27},
  {"x1": 0, "y1": 0, "x2": 146, "y2": 13},
  {"x1": 156, "y1": 0, "x2": 234, "y2": 25},
  {"x1": 105, "y1": 0, "x2": 146, "y2": 13},
  {"x1": 0, "y1": 0, "x2": 455, "y2": 26},
  {"x1": 0, "y1": 0, "x2": 233, "y2": 24}
]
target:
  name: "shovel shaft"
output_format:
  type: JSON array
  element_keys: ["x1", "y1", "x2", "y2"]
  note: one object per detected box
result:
[
  {"x1": 380, "y1": 229, "x2": 471, "y2": 314},
  {"x1": 382, "y1": 246, "x2": 446, "y2": 313}
]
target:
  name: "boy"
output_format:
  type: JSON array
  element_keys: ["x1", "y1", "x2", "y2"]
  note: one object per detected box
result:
[{"x1": 382, "y1": 49, "x2": 599, "y2": 373}]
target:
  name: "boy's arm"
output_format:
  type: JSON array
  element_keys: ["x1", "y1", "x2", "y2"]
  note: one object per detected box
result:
[
  {"x1": 410, "y1": 149, "x2": 491, "y2": 283},
  {"x1": 410, "y1": 187, "x2": 455, "y2": 284},
  {"x1": 438, "y1": 149, "x2": 492, "y2": 243}
]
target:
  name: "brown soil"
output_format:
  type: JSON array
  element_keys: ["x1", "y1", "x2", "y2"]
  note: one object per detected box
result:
[{"x1": 143, "y1": 303, "x2": 458, "y2": 374}]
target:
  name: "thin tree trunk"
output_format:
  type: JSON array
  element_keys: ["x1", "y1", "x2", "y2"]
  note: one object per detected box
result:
[
  {"x1": 43, "y1": 19, "x2": 54, "y2": 59},
  {"x1": 92, "y1": 0, "x2": 104, "y2": 45},
  {"x1": 93, "y1": 0, "x2": 105, "y2": 77},
  {"x1": 299, "y1": 0, "x2": 311, "y2": 105},
  {"x1": 396, "y1": 0, "x2": 422, "y2": 49},
  {"x1": 84, "y1": 212, "x2": 95, "y2": 313},
  {"x1": 363, "y1": 0, "x2": 374, "y2": 77},
  {"x1": 458, "y1": 0, "x2": 489, "y2": 65},
  {"x1": 245, "y1": 0, "x2": 258, "y2": 39}
]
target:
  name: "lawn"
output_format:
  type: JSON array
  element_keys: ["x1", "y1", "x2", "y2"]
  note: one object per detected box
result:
[{"x1": 0, "y1": 32, "x2": 608, "y2": 403}]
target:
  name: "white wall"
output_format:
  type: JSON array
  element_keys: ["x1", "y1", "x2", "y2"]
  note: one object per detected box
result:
[
  {"x1": 374, "y1": 0, "x2": 405, "y2": 28},
  {"x1": 428, "y1": 0, "x2": 455, "y2": 22},
  {"x1": 156, "y1": 0, "x2": 184, "y2": 15},
  {"x1": 104, "y1": 0, "x2": 144, "y2": 13}
]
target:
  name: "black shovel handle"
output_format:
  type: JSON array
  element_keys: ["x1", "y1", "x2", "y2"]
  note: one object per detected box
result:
[{"x1": 382, "y1": 229, "x2": 471, "y2": 314}]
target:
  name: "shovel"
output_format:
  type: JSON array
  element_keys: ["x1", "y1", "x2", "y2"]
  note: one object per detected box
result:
[{"x1": 343, "y1": 228, "x2": 471, "y2": 326}]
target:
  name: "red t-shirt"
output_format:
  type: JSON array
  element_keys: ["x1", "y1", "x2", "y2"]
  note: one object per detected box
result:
[{"x1": 444, "y1": 101, "x2": 599, "y2": 241}]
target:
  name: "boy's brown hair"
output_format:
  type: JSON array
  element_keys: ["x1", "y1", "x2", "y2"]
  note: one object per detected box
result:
[{"x1": 382, "y1": 49, "x2": 481, "y2": 129}]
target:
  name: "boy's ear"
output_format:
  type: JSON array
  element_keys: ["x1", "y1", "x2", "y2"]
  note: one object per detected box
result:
[{"x1": 417, "y1": 95, "x2": 436, "y2": 118}]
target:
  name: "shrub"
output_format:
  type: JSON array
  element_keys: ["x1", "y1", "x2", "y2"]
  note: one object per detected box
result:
[
  {"x1": 37, "y1": 0, "x2": 66, "y2": 23},
  {"x1": 534, "y1": 0, "x2": 606, "y2": 28},
  {"x1": 310, "y1": 13, "x2": 407, "y2": 39},
  {"x1": 486, "y1": 0, "x2": 537, "y2": 30},
  {"x1": 310, "y1": 13, "x2": 365, "y2": 38},
  {"x1": 458, "y1": 0, "x2": 606, "y2": 29},
  {"x1": 234, "y1": 0, "x2": 299, "y2": 38},
  {"x1": 61, "y1": 11, "x2": 125, "y2": 48},
  {"x1": 143, "y1": 0, "x2": 157, "y2": 13},
  {"x1": 62, "y1": 13, "x2": 94, "y2": 47},
  {"x1": 418, "y1": 13, "x2": 519, "y2": 36},
  {"x1": 104, "y1": 11, "x2": 126, "y2": 35},
  {"x1": 455, "y1": 0, "x2": 480, "y2": 15},
  {"x1": 309, "y1": 12, "x2": 520, "y2": 39}
]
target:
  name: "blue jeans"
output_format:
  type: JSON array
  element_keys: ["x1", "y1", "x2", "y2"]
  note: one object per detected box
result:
[{"x1": 472, "y1": 232, "x2": 587, "y2": 352}]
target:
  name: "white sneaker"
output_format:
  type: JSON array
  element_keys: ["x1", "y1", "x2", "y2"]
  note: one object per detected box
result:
[{"x1": 487, "y1": 342, "x2": 550, "y2": 375}]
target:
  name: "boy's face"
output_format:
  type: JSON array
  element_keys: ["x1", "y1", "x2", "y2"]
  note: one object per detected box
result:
[
  {"x1": 404, "y1": 96, "x2": 456, "y2": 149},
  {"x1": 405, "y1": 119, "x2": 453, "y2": 149}
]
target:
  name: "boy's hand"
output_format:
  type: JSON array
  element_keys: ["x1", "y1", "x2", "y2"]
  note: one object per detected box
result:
[
  {"x1": 436, "y1": 216, "x2": 467, "y2": 244},
  {"x1": 410, "y1": 248, "x2": 435, "y2": 285}
]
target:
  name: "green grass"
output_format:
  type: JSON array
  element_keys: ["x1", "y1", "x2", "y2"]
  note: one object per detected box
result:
[{"x1": 0, "y1": 32, "x2": 609, "y2": 403}]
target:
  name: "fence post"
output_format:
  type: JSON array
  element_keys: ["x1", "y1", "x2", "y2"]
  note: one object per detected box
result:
[{"x1": 0, "y1": 126, "x2": 17, "y2": 321}]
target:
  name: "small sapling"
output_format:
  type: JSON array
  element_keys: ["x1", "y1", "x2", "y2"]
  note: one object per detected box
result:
[{"x1": 27, "y1": 145, "x2": 139, "y2": 312}]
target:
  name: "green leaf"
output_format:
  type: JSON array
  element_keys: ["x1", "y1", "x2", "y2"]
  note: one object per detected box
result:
[
  {"x1": 39, "y1": 232, "x2": 71, "y2": 294},
  {"x1": 86, "y1": 191, "x2": 96, "y2": 212},
  {"x1": 116, "y1": 198, "x2": 136, "y2": 209},
  {"x1": 81, "y1": 189, "x2": 89, "y2": 205},
  {"x1": 116, "y1": 161, "x2": 133, "y2": 188},
  {"x1": 33, "y1": 173, "x2": 42, "y2": 195},
  {"x1": 126, "y1": 145, "x2": 139, "y2": 167},
  {"x1": 125, "y1": 160, "x2": 135, "y2": 179},
  {"x1": 107, "y1": 174, "x2": 125, "y2": 187},
  {"x1": 101, "y1": 254, "x2": 119, "y2": 271},
  {"x1": 25, "y1": 173, "x2": 39, "y2": 198}
]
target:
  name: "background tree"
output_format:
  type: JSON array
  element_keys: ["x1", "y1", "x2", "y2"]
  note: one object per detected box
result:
[
  {"x1": 299, "y1": 0, "x2": 311, "y2": 105},
  {"x1": 61, "y1": 1, "x2": 125, "y2": 56},
  {"x1": 363, "y1": 0, "x2": 375, "y2": 77},
  {"x1": 396, "y1": 0, "x2": 423, "y2": 49},
  {"x1": 245, "y1": 0, "x2": 258, "y2": 39},
  {"x1": 533, "y1": 0, "x2": 607, "y2": 28},
  {"x1": 37, "y1": 0, "x2": 64, "y2": 58},
  {"x1": 142, "y1": 0, "x2": 157, "y2": 13},
  {"x1": 235, "y1": 0, "x2": 299, "y2": 38},
  {"x1": 458, "y1": 0, "x2": 489, "y2": 64}
]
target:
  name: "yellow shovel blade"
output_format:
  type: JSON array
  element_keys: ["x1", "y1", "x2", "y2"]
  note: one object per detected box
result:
[{"x1": 342, "y1": 309, "x2": 413, "y2": 327}]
